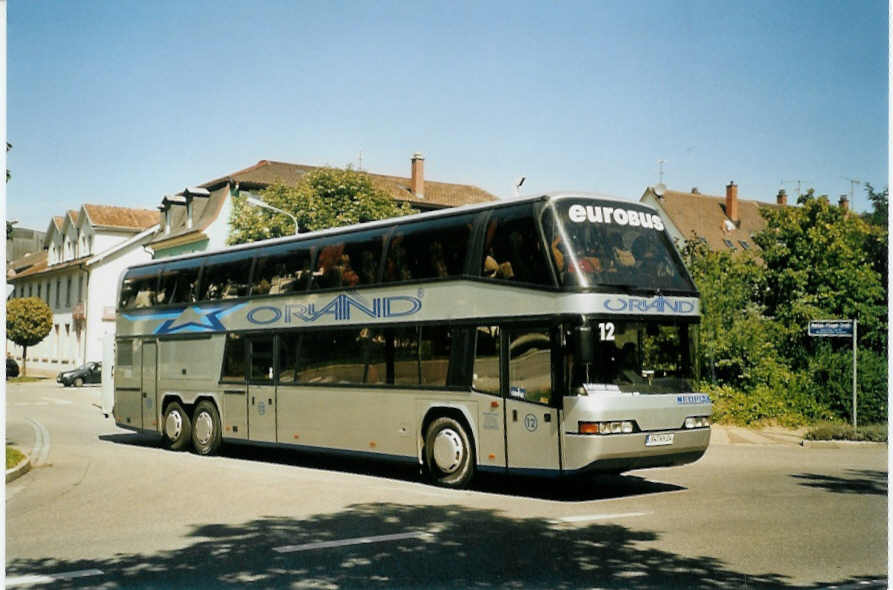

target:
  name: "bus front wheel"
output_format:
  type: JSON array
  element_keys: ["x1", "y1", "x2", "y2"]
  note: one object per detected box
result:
[
  {"x1": 424, "y1": 417, "x2": 475, "y2": 489},
  {"x1": 191, "y1": 400, "x2": 222, "y2": 456},
  {"x1": 163, "y1": 401, "x2": 192, "y2": 452}
]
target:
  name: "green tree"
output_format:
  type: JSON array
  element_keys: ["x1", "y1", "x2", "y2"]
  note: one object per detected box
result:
[
  {"x1": 7, "y1": 297, "x2": 52, "y2": 376},
  {"x1": 755, "y1": 191, "x2": 886, "y2": 355},
  {"x1": 863, "y1": 182, "x2": 888, "y2": 227},
  {"x1": 681, "y1": 239, "x2": 768, "y2": 386},
  {"x1": 228, "y1": 167, "x2": 415, "y2": 245}
]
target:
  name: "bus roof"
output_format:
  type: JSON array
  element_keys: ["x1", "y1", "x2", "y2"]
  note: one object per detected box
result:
[{"x1": 129, "y1": 192, "x2": 656, "y2": 269}]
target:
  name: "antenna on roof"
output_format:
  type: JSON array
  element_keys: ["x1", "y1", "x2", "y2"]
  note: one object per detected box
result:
[
  {"x1": 842, "y1": 176, "x2": 861, "y2": 202},
  {"x1": 781, "y1": 179, "x2": 810, "y2": 197},
  {"x1": 513, "y1": 176, "x2": 525, "y2": 198}
]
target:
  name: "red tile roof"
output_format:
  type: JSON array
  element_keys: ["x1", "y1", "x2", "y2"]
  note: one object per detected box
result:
[
  {"x1": 82, "y1": 204, "x2": 160, "y2": 231},
  {"x1": 645, "y1": 187, "x2": 782, "y2": 252}
]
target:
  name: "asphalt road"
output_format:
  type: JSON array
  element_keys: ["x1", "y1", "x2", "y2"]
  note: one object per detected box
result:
[{"x1": 5, "y1": 380, "x2": 888, "y2": 589}]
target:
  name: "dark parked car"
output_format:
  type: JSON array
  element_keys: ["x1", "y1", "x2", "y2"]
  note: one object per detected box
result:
[
  {"x1": 7, "y1": 356, "x2": 19, "y2": 378},
  {"x1": 58, "y1": 361, "x2": 101, "y2": 387}
]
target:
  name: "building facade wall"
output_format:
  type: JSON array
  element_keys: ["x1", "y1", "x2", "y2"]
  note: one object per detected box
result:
[
  {"x1": 83, "y1": 243, "x2": 154, "y2": 363},
  {"x1": 8, "y1": 230, "x2": 157, "y2": 375},
  {"x1": 8, "y1": 267, "x2": 87, "y2": 373}
]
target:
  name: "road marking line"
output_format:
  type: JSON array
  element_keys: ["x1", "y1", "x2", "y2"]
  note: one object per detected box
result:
[
  {"x1": 819, "y1": 580, "x2": 887, "y2": 590},
  {"x1": 554, "y1": 511, "x2": 650, "y2": 523},
  {"x1": 273, "y1": 531, "x2": 432, "y2": 554},
  {"x1": 6, "y1": 568, "x2": 104, "y2": 587},
  {"x1": 40, "y1": 397, "x2": 73, "y2": 405},
  {"x1": 24, "y1": 417, "x2": 51, "y2": 466}
]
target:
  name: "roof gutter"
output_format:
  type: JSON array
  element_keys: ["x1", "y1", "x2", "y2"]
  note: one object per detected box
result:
[{"x1": 86, "y1": 224, "x2": 160, "y2": 268}]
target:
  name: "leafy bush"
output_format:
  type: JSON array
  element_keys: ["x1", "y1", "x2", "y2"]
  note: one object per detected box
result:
[
  {"x1": 805, "y1": 422, "x2": 888, "y2": 442},
  {"x1": 6, "y1": 446, "x2": 25, "y2": 470},
  {"x1": 705, "y1": 381, "x2": 832, "y2": 427}
]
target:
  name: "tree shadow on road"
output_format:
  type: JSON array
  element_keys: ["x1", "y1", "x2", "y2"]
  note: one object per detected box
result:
[
  {"x1": 98, "y1": 432, "x2": 684, "y2": 503},
  {"x1": 10, "y1": 501, "x2": 876, "y2": 590},
  {"x1": 791, "y1": 469, "x2": 887, "y2": 495}
]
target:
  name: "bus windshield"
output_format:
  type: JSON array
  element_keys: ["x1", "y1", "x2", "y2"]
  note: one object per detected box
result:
[
  {"x1": 543, "y1": 199, "x2": 696, "y2": 293},
  {"x1": 568, "y1": 319, "x2": 698, "y2": 395}
]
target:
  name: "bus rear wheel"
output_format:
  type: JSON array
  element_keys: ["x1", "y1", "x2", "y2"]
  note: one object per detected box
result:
[
  {"x1": 191, "y1": 400, "x2": 222, "y2": 456},
  {"x1": 424, "y1": 417, "x2": 475, "y2": 489},
  {"x1": 163, "y1": 401, "x2": 192, "y2": 452}
]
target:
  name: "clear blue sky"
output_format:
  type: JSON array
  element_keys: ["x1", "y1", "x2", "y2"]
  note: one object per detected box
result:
[{"x1": 7, "y1": 0, "x2": 888, "y2": 230}]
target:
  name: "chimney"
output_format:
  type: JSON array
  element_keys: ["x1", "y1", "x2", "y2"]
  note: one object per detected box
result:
[
  {"x1": 725, "y1": 181, "x2": 739, "y2": 224},
  {"x1": 776, "y1": 189, "x2": 787, "y2": 206},
  {"x1": 839, "y1": 195, "x2": 849, "y2": 212},
  {"x1": 410, "y1": 153, "x2": 424, "y2": 198}
]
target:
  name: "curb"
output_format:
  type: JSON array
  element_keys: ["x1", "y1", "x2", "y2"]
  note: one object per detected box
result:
[
  {"x1": 6, "y1": 453, "x2": 32, "y2": 483},
  {"x1": 800, "y1": 439, "x2": 887, "y2": 449}
]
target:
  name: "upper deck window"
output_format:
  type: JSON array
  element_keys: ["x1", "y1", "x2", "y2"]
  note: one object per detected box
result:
[
  {"x1": 251, "y1": 242, "x2": 313, "y2": 296},
  {"x1": 311, "y1": 229, "x2": 386, "y2": 290},
  {"x1": 158, "y1": 258, "x2": 202, "y2": 305},
  {"x1": 120, "y1": 267, "x2": 160, "y2": 309},
  {"x1": 199, "y1": 251, "x2": 254, "y2": 300},
  {"x1": 383, "y1": 213, "x2": 476, "y2": 283},
  {"x1": 480, "y1": 204, "x2": 553, "y2": 286},
  {"x1": 543, "y1": 199, "x2": 696, "y2": 294}
]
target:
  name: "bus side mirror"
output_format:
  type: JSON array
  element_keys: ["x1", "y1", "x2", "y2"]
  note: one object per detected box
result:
[{"x1": 574, "y1": 325, "x2": 594, "y2": 364}]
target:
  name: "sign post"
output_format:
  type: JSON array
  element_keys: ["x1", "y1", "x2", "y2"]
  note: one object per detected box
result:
[{"x1": 808, "y1": 319, "x2": 858, "y2": 429}]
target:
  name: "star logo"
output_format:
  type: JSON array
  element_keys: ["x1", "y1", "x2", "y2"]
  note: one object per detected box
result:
[{"x1": 154, "y1": 303, "x2": 246, "y2": 335}]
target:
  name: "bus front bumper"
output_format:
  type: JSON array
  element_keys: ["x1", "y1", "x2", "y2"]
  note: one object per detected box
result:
[{"x1": 563, "y1": 427, "x2": 711, "y2": 475}]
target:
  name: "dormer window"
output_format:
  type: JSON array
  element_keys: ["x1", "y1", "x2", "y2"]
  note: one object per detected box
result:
[{"x1": 180, "y1": 187, "x2": 210, "y2": 231}]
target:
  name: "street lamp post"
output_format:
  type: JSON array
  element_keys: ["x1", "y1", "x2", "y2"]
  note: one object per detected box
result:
[{"x1": 242, "y1": 195, "x2": 300, "y2": 235}]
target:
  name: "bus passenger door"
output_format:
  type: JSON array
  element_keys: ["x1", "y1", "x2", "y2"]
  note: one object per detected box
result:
[
  {"x1": 141, "y1": 341, "x2": 158, "y2": 431},
  {"x1": 504, "y1": 328, "x2": 561, "y2": 473},
  {"x1": 247, "y1": 336, "x2": 277, "y2": 443}
]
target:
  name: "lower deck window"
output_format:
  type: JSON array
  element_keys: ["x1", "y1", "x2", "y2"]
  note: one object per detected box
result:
[{"x1": 277, "y1": 325, "x2": 455, "y2": 388}]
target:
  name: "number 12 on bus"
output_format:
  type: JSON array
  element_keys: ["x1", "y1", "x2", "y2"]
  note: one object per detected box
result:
[{"x1": 112, "y1": 192, "x2": 711, "y2": 488}]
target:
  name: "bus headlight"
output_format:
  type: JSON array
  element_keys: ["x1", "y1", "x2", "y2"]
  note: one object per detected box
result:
[
  {"x1": 684, "y1": 416, "x2": 711, "y2": 429},
  {"x1": 578, "y1": 421, "x2": 636, "y2": 435}
]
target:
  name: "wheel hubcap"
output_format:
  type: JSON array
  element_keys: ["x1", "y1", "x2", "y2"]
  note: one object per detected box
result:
[
  {"x1": 194, "y1": 411, "x2": 213, "y2": 446},
  {"x1": 432, "y1": 428, "x2": 464, "y2": 473},
  {"x1": 165, "y1": 410, "x2": 182, "y2": 440}
]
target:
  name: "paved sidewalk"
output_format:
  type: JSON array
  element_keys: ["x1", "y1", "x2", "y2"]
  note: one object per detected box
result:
[{"x1": 710, "y1": 425, "x2": 808, "y2": 446}]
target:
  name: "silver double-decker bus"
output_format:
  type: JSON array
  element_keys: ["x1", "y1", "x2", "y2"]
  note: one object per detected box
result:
[{"x1": 113, "y1": 193, "x2": 711, "y2": 488}]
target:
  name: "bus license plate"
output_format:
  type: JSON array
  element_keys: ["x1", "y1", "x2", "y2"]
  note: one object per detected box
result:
[{"x1": 645, "y1": 433, "x2": 674, "y2": 447}]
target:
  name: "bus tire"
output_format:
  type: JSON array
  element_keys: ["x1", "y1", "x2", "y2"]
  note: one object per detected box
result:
[
  {"x1": 424, "y1": 416, "x2": 475, "y2": 489},
  {"x1": 191, "y1": 400, "x2": 222, "y2": 456},
  {"x1": 163, "y1": 401, "x2": 192, "y2": 452}
]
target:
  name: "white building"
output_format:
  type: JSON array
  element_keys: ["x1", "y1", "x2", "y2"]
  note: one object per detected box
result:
[{"x1": 7, "y1": 204, "x2": 159, "y2": 374}]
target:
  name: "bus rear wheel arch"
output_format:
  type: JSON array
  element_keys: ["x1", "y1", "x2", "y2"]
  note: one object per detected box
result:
[
  {"x1": 191, "y1": 400, "x2": 222, "y2": 456},
  {"x1": 162, "y1": 400, "x2": 192, "y2": 452},
  {"x1": 423, "y1": 415, "x2": 476, "y2": 489}
]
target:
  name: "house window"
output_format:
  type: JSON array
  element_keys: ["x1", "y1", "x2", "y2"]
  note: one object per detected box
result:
[
  {"x1": 66, "y1": 277, "x2": 72, "y2": 307},
  {"x1": 56, "y1": 279, "x2": 61, "y2": 307},
  {"x1": 78, "y1": 275, "x2": 83, "y2": 303},
  {"x1": 28, "y1": 284, "x2": 32, "y2": 297},
  {"x1": 38, "y1": 284, "x2": 42, "y2": 299},
  {"x1": 47, "y1": 282, "x2": 52, "y2": 305},
  {"x1": 722, "y1": 239, "x2": 736, "y2": 250},
  {"x1": 739, "y1": 240, "x2": 750, "y2": 250}
]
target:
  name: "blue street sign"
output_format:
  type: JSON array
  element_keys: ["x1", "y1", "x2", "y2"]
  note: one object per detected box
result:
[{"x1": 808, "y1": 320, "x2": 854, "y2": 337}]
